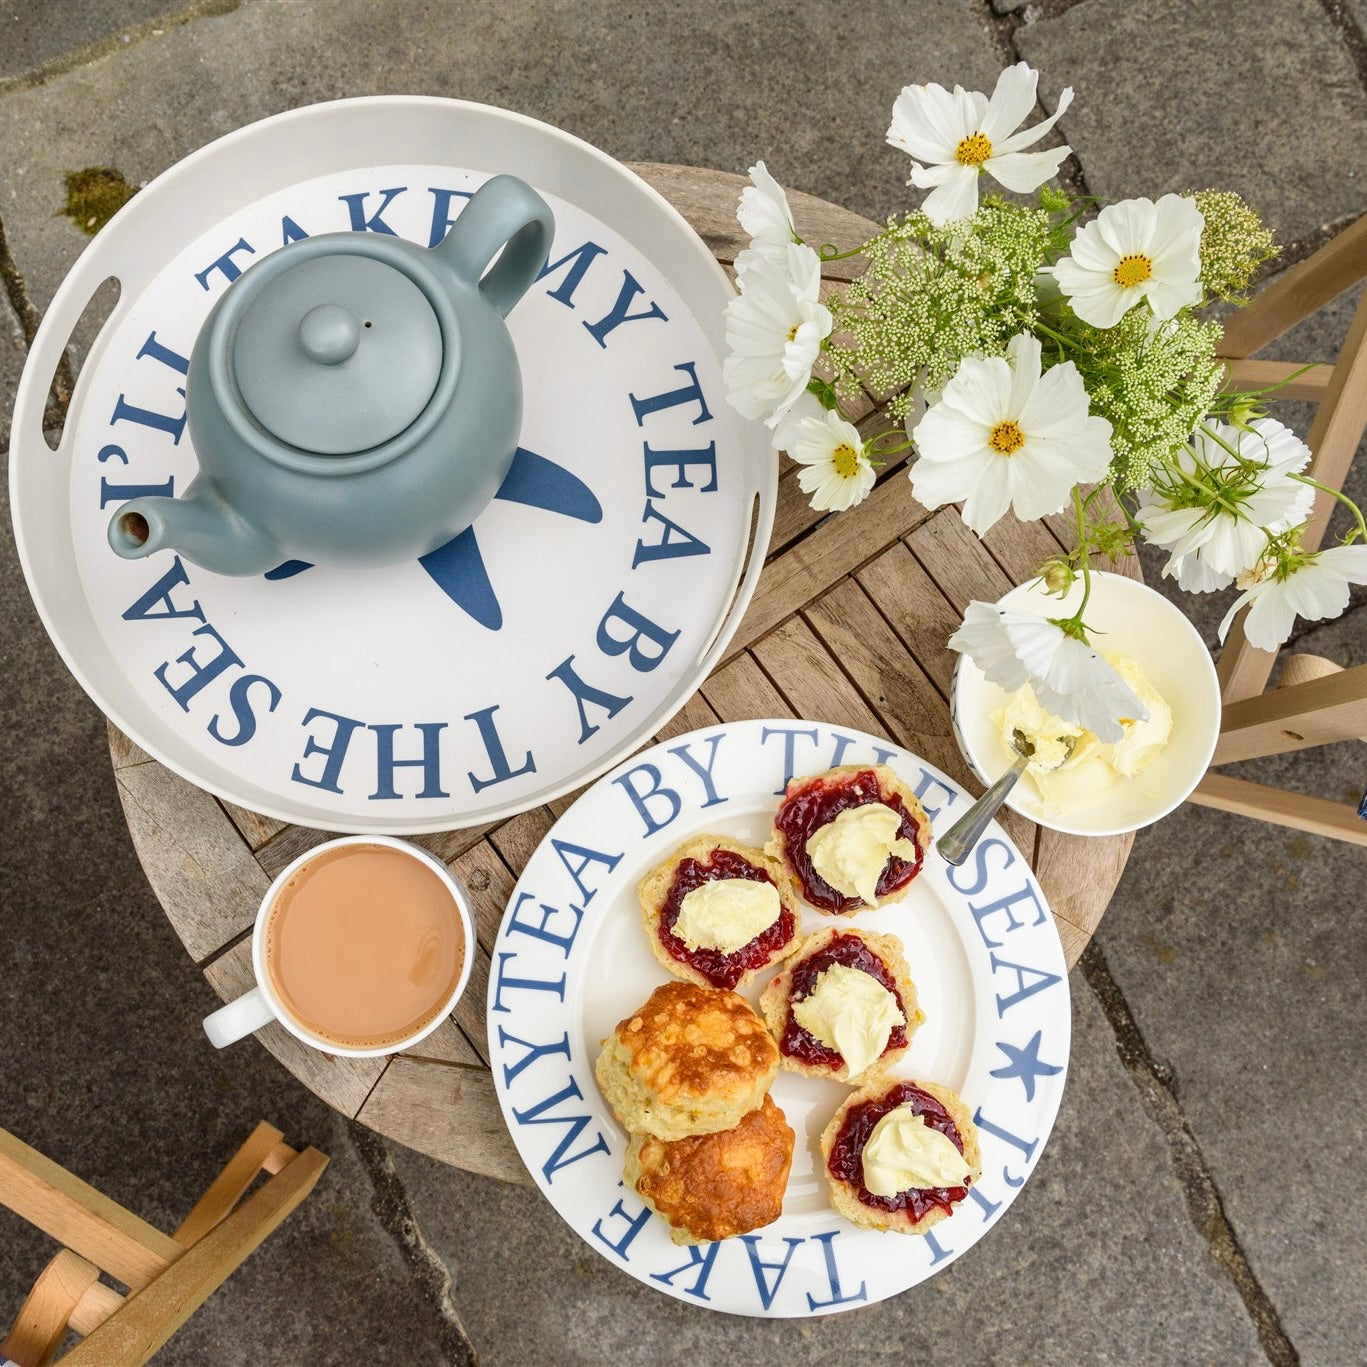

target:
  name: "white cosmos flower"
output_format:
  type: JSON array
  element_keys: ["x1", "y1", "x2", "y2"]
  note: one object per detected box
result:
[
  {"x1": 886, "y1": 62, "x2": 1074, "y2": 225},
  {"x1": 1137, "y1": 418, "x2": 1314, "y2": 592},
  {"x1": 1053, "y1": 194, "x2": 1204, "y2": 328},
  {"x1": 770, "y1": 386, "x2": 826, "y2": 453},
  {"x1": 736, "y1": 160, "x2": 798, "y2": 270},
  {"x1": 951, "y1": 601, "x2": 1147, "y2": 743},
  {"x1": 1218, "y1": 544, "x2": 1367, "y2": 650},
  {"x1": 910, "y1": 332, "x2": 1113, "y2": 535},
  {"x1": 791, "y1": 409, "x2": 876, "y2": 512},
  {"x1": 723, "y1": 242, "x2": 833, "y2": 427}
]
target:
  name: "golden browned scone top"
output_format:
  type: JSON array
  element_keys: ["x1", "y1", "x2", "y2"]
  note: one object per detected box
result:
[
  {"x1": 628, "y1": 1095, "x2": 795, "y2": 1244},
  {"x1": 611, "y1": 980, "x2": 778, "y2": 1104}
]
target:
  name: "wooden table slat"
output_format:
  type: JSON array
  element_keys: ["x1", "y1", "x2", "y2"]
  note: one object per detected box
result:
[
  {"x1": 700, "y1": 650, "x2": 798, "y2": 724},
  {"x1": 114, "y1": 761, "x2": 268, "y2": 962},
  {"x1": 751, "y1": 616, "x2": 886, "y2": 738},
  {"x1": 854, "y1": 542, "x2": 965, "y2": 700},
  {"x1": 355, "y1": 1058, "x2": 527, "y2": 1185},
  {"x1": 725, "y1": 472, "x2": 934, "y2": 664},
  {"x1": 907, "y1": 510, "x2": 1015, "y2": 614}
]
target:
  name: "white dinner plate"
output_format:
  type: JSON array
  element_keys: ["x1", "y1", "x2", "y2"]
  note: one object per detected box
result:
[
  {"x1": 10, "y1": 98, "x2": 773, "y2": 832},
  {"x1": 488, "y1": 719, "x2": 1071, "y2": 1317}
]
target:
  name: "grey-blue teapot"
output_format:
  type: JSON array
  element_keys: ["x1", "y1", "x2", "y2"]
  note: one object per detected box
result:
[{"x1": 106, "y1": 174, "x2": 554, "y2": 575}]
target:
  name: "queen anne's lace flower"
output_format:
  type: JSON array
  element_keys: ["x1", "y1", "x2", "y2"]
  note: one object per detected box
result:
[
  {"x1": 887, "y1": 63, "x2": 1073, "y2": 225},
  {"x1": 723, "y1": 243, "x2": 833, "y2": 427},
  {"x1": 1053, "y1": 195, "x2": 1204, "y2": 328},
  {"x1": 1137, "y1": 418, "x2": 1315, "y2": 592},
  {"x1": 1218, "y1": 545, "x2": 1367, "y2": 650},
  {"x1": 950, "y1": 601, "x2": 1147, "y2": 743},
  {"x1": 791, "y1": 409, "x2": 876, "y2": 512},
  {"x1": 910, "y1": 333, "x2": 1112, "y2": 534}
]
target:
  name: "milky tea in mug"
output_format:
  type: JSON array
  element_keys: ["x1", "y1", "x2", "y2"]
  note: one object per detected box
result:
[{"x1": 261, "y1": 842, "x2": 466, "y2": 1050}]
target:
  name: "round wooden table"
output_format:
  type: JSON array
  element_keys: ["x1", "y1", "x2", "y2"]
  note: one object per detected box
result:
[{"x1": 108, "y1": 164, "x2": 1138, "y2": 1184}]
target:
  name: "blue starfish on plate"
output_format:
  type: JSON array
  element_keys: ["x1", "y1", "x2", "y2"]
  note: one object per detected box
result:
[
  {"x1": 262, "y1": 447, "x2": 602, "y2": 630},
  {"x1": 988, "y1": 1030, "x2": 1063, "y2": 1102}
]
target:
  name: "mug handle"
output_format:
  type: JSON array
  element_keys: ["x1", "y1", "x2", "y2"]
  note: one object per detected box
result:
[
  {"x1": 203, "y1": 986, "x2": 276, "y2": 1048},
  {"x1": 436, "y1": 174, "x2": 555, "y2": 318}
]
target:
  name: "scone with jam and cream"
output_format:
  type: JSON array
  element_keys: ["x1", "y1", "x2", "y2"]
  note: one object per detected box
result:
[
  {"x1": 821, "y1": 1077, "x2": 981, "y2": 1235},
  {"x1": 638, "y1": 835, "x2": 801, "y2": 991},
  {"x1": 766, "y1": 764, "x2": 930, "y2": 914},
  {"x1": 595, "y1": 981, "x2": 779, "y2": 1141},
  {"x1": 759, "y1": 927, "x2": 923, "y2": 1084},
  {"x1": 625, "y1": 1094, "x2": 795, "y2": 1245}
]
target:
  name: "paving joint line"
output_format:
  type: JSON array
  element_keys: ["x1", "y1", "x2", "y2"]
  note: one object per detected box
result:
[
  {"x1": 977, "y1": 0, "x2": 1096, "y2": 206},
  {"x1": 0, "y1": 213, "x2": 73, "y2": 437},
  {"x1": 0, "y1": 0, "x2": 241, "y2": 98},
  {"x1": 1080, "y1": 940, "x2": 1299, "y2": 1366},
  {"x1": 1317, "y1": 0, "x2": 1367, "y2": 93},
  {"x1": 348, "y1": 1122, "x2": 479, "y2": 1367}
]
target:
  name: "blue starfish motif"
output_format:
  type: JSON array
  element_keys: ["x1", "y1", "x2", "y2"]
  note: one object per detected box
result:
[
  {"x1": 263, "y1": 446, "x2": 602, "y2": 630},
  {"x1": 988, "y1": 1031, "x2": 1063, "y2": 1103}
]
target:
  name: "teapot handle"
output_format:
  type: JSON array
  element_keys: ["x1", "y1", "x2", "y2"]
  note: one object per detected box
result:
[{"x1": 437, "y1": 174, "x2": 554, "y2": 318}]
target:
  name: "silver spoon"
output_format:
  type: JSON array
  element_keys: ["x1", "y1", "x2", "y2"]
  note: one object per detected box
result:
[{"x1": 939, "y1": 729, "x2": 1073, "y2": 866}]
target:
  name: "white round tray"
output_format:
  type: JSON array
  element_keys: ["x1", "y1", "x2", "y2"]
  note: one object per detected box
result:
[{"x1": 10, "y1": 98, "x2": 774, "y2": 833}]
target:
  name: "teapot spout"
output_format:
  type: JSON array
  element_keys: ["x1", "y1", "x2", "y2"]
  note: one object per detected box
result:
[{"x1": 107, "y1": 486, "x2": 279, "y2": 577}]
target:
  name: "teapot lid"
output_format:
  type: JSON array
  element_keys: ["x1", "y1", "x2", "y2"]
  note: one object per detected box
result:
[{"x1": 231, "y1": 253, "x2": 442, "y2": 454}]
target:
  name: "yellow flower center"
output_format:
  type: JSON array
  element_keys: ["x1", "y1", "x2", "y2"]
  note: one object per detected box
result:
[
  {"x1": 786, "y1": 323, "x2": 799, "y2": 342},
  {"x1": 832, "y1": 443, "x2": 862, "y2": 478},
  {"x1": 988, "y1": 420, "x2": 1025, "y2": 455},
  {"x1": 955, "y1": 132, "x2": 993, "y2": 166},
  {"x1": 1112, "y1": 253, "x2": 1153, "y2": 288}
]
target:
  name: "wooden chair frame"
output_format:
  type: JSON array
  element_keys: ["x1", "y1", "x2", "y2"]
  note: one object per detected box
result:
[
  {"x1": 1190, "y1": 213, "x2": 1367, "y2": 845},
  {"x1": 1, "y1": 1122, "x2": 327, "y2": 1366}
]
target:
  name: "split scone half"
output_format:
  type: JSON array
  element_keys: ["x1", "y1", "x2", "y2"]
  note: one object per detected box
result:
[
  {"x1": 765, "y1": 763, "x2": 931, "y2": 915},
  {"x1": 638, "y1": 834, "x2": 801, "y2": 991},
  {"x1": 595, "y1": 981, "x2": 779, "y2": 1141},
  {"x1": 821, "y1": 1077, "x2": 981, "y2": 1235},
  {"x1": 625, "y1": 1094, "x2": 795, "y2": 1245},
  {"x1": 759, "y1": 926, "x2": 923, "y2": 1084}
]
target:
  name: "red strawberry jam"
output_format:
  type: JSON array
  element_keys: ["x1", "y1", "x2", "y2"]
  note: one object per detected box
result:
[
  {"x1": 780, "y1": 932, "x2": 908, "y2": 1069},
  {"x1": 827, "y1": 1081, "x2": 970, "y2": 1219},
  {"x1": 773, "y1": 769, "x2": 924, "y2": 913},
  {"x1": 657, "y1": 848, "x2": 796, "y2": 991}
]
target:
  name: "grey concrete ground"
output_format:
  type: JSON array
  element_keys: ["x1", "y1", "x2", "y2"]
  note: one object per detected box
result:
[{"x1": 2, "y1": 1, "x2": 1365, "y2": 1363}]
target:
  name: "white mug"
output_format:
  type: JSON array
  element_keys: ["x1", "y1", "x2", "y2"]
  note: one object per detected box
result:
[{"x1": 203, "y1": 835, "x2": 475, "y2": 1058}]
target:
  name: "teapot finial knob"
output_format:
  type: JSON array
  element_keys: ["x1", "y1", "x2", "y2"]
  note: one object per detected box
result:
[{"x1": 298, "y1": 303, "x2": 361, "y2": 365}]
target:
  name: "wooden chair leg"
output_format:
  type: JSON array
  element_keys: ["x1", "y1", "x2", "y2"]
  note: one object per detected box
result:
[
  {"x1": 65, "y1": 1282, "x2": 124, "y2": 1338},
  {"x1": 1219, "y1": 212, "x2": 1367, "y2": 357},
  {"x1": 172, "y1": 1121, "x2": 289, "y2": 1248},
  {"x1": 1299, "y1": 284, "x2": 1367, "y2": 550},
  {"x1": 0, "y1": 1130, "x2": 179, "y2": 1294},
  {"x1": 60, "y1": 1148, "x2": 329, "y2": 1367},
  {"x1": 1189, "y1": 772, "x2": 1367, "y2": 843},
  {"x1": 0, "y1": 1251, "x2": 99, "y2": 1367},
  {"x1": 1212, "y1": 662, "x2": 1367, "y2": 764}
]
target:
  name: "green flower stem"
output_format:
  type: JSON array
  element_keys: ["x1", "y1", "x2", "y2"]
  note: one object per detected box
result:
[
  {"x1": 1288, "y1": 473, "x2": 1367, "y2": 543},
  {"x1": 1058, "y1": 485, "x2": 1095, "y2": 635},
  {"x1": 818, "y1": 238, "x2": 879, "y2": 262}
]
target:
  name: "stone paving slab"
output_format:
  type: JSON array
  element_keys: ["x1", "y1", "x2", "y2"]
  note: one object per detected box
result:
[
  {"x1": 1096, "y1": 624, "x2": 1367, "y2": 1364},
  {"x1": 0, "y1": 0, "x2": 180, "y2": 79},
  {"x1": 389, "y1": 981, "x2": 1265, "y2": 1366},
  {"x1": 1015, "y1": 0, "x2": 1367, "y2": 246}
]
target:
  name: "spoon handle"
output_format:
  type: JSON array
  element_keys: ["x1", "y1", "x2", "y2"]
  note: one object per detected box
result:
[{"x1": 938, "y1": 751, "x2": 1031, "y2": 866}]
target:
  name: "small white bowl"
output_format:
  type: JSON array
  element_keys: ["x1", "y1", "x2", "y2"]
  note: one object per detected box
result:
[{"x1": 950, "y1": 571, "x2": 1222, "y2": 837}]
